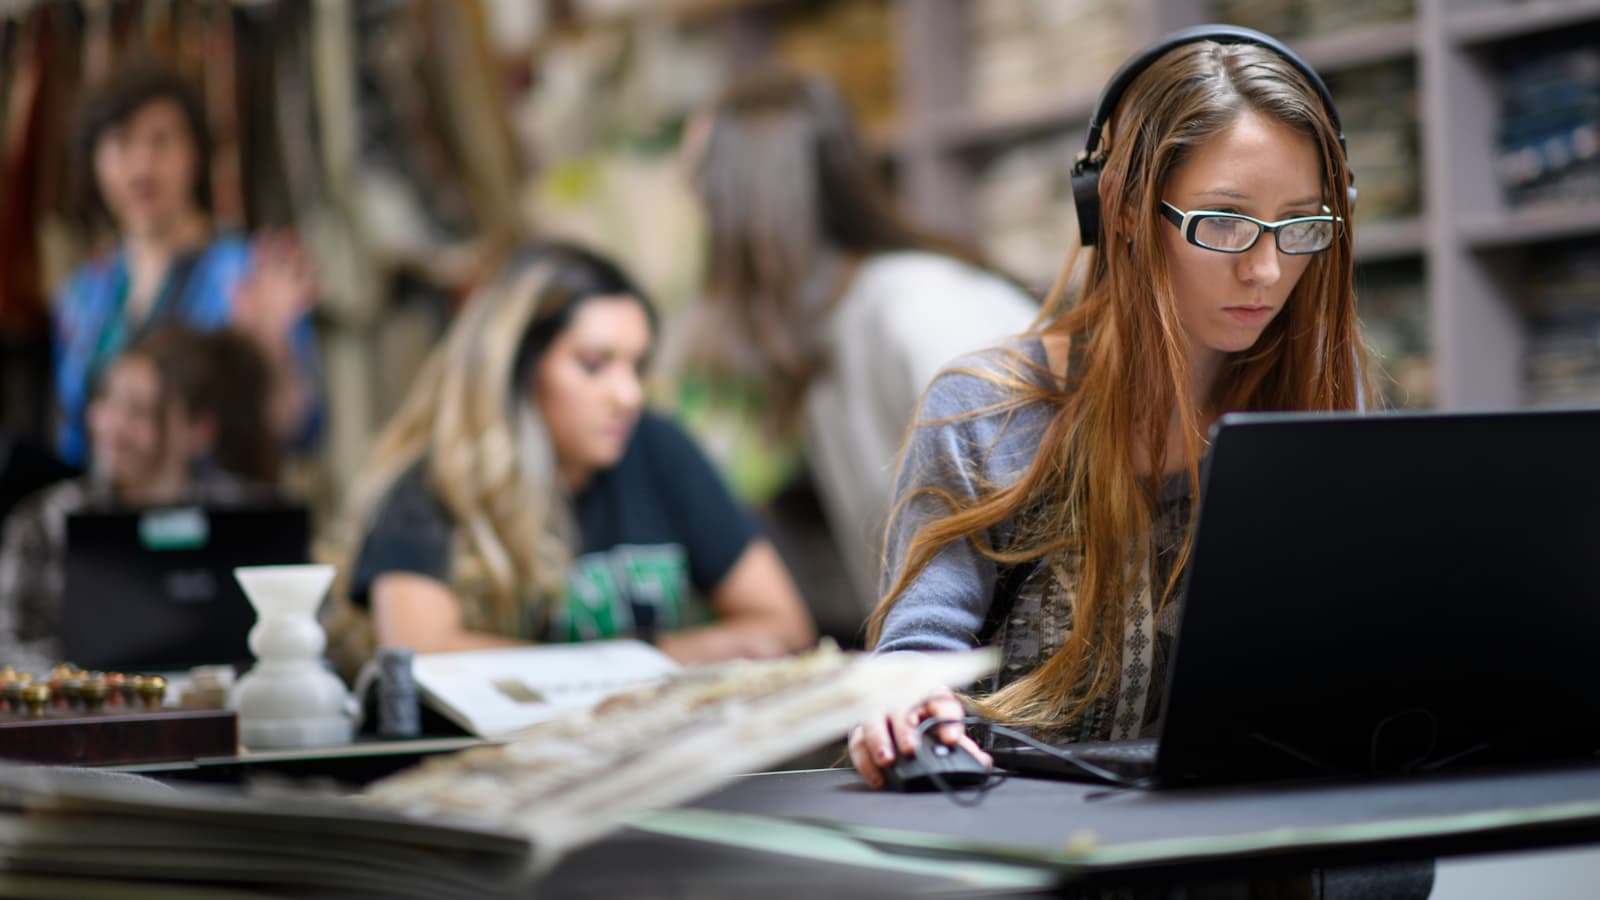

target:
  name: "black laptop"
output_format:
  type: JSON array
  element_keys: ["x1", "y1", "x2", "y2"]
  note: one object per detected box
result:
[
  {"x1": 61, "y1": 503, "x2": 310, "y2": 671},
  {"x1": 991, "y1": 408, "x2": 1600, "y2": 787}
]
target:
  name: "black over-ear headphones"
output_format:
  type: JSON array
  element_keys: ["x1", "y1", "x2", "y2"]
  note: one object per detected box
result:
[{"x1": 1070, "y1": 24, "x2": 1354, "y2": 247}]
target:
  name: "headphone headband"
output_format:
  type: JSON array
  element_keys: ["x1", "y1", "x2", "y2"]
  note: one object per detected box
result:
[{"x1": 1071, "y1": 24, "x2": 1353, "y2": 246}]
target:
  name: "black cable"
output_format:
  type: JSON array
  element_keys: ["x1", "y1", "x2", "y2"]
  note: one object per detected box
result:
[
  {"x1": 910, "y1": 716, "x2": 1155, "y2": 805},
  {"x1": 975, "y1": 720, "x2": 1157, "y2": 789}
]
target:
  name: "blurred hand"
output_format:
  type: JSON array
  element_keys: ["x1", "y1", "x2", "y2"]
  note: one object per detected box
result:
[
  {"x1": 847, "y1": 687, "x2": 992, "y2": 789},
  {"x1": 234, "y1": 230, "x2": 317, "y2": 351}
]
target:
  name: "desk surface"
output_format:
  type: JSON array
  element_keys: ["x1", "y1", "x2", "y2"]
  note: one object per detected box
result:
[
  {"x1": 689, "y1": 766, "x2": 1600, "y2": 874},
  {"x1": 86, "y1": 745, "x2": 1600, "y2": 897},
  {"x1": 543, "y1": 765, "x2": 1600, "y2": 897}
]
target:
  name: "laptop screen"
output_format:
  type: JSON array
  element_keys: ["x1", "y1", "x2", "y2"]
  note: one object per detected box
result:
[
  {"x1": 61, "y1": 503, "x2": 310, "y2": 672},
  {"x1": 1155, "y1": 409, "x2": 1600, "y2": 784}
]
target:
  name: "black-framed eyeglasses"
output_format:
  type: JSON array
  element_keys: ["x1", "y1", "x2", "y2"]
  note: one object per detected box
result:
[{"x1": 1159, "y1": 201, "x2": 1341, "y2": 254}]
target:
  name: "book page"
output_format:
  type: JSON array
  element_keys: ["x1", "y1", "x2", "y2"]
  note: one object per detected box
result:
[{"x1": 411, "y1": 640, "x2": 680, "y2": 737}]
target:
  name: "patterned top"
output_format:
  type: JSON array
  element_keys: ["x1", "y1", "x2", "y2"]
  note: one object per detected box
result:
[
  {"x1": 52, "y1": 235, "x2": 323, "y2": 467},
  {"x1": 0, "y1": 467, "x2": 255, "y2": 673},
  {"x1": 989, "y1": 476, "x2": 1191, "y2": 742},
  {"x1": 876, "y1": 336, "x2": 1194, "y2": 742}
]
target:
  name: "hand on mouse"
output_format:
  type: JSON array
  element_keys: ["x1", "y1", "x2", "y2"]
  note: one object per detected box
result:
[{"x1": 848, "y1": 687, "x2": 993, "y2": 789}]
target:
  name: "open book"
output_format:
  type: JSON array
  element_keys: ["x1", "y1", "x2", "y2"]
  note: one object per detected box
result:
[
  {"x1": 0, "y1": 645, "x2": 998, "y2": 897},
  {"x1": 410, "y1": 640, "x2": 680, "y2": 738}
]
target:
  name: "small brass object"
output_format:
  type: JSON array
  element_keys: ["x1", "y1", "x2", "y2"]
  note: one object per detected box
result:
[
  {"x1": 136, "y1": 676, "x2": 167, "y2": 711},
  {"x1": 22, "y1": 683, "x2": 50, "y2": 717},
  {"x1": 3, "y1": 676, "x2": 31, "y2": 712},
  {"x1": 114, "y1": 674, "x2": 138, "y2": 706},
  {"x1": 81, "y1": 677, "x2": 109, "y2": 714},
  {"x1": 59, "y1": 679, "x2": 84, "y2": 710}
]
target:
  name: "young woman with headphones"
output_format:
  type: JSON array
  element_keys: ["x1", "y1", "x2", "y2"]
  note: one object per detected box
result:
[{"x1": 849, "y1": 25, "x2": 1373, "y2": 785}]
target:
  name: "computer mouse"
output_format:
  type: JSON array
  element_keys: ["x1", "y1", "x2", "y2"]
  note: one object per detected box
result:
[{"x1": 880, "y1": 737, "x2": 993, "y2": 792}]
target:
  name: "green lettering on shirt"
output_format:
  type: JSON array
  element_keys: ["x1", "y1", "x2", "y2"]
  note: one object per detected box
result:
[{"x1": 554, "y1": 544, "x2": 696, "y2": 642}]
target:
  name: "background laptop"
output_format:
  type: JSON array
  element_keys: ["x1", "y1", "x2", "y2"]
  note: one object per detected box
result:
[
  {"x1": 62, "y1": 503, "x2": 310, "y2": 672},
  {"x1": 993, "y1": 408, "x2": 1600, "y2": 787}
]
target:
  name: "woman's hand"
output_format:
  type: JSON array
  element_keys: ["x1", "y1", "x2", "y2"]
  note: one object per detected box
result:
[
  {"x1": 232, "y1": 230, "x2": 320, "y2": 444},
  {"x1": 234, "y1": 230, "x2": 317, "y2": 354},
  {"x1": 847, "y1": 687, "x2": 992, "y2": 789}
]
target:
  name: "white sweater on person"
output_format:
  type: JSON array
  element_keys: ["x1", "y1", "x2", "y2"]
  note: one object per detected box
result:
[{"x1": 802, "y1": 251, "x2": 1039, "y2": 618}]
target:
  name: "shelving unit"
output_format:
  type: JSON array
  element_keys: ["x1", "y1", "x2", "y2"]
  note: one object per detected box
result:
[
  {"x1": 1445, "y1": 0, "x2": 1600, "y2": 44},
  {"x1": 1425, "y1": 0, "x2": 1600, "y2": 408},
  {"x1": 550, "y1": 0, "x2": 1600, "y2": 410}
]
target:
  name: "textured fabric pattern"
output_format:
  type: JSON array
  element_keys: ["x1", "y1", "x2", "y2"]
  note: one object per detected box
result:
[{"x1": 993, "y1": 477, "x2": 1191, "y2": 743}]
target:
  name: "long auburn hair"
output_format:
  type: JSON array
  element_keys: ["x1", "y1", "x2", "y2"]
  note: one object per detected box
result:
[
  {"x1": 341, "y1": 242, "x2": 657, "y2": 636},
  {"x1": 684, "y1": 69, "x2": 994, "y2": 436},
  {"x1": 866, "y1": 41, "x2": 1372, "y2": 730}
]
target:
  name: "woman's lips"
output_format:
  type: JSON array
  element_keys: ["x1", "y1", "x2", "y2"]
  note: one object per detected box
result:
[{"x1": 1224, "y1": 305, "x2": 1274, "y2": 325}]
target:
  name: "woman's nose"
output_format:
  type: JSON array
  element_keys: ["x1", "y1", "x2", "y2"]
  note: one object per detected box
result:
[
  {"x1": 612, "y1": 371, "x2": 644, "y2": 411},
  {"x1": 1237, "y1": 236, "x2": 1282, "y2": 287}
]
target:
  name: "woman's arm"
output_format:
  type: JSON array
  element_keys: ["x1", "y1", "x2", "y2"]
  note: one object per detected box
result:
[
  {"x1": 654, "y1": 539, "x2": 815, "y2": 665},
  {"x1": 853, "y1": 348, "x2": 1051, "y2": 786},
  {"x1": 369, "y1": 572, "x2": 523, "y2": 653}
]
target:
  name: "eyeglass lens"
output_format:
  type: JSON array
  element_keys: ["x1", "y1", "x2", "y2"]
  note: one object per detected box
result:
[{"x1": 1193, "y1": 215, "x2": 1334, "y2": 253}]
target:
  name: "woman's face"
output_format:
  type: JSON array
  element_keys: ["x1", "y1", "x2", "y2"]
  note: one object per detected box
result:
[
  {"x1": 92, "y1": 98, "x2": 200, "y2": 238},
  {"x1": 86, "y1": 356, "x2": 178, "y2": 490},
  {"x1": 534, "y1": 296, "x2": 653, "y2": 486},
  {"x1": 1159, "y1": 109, "x2": 1326, "y2": 371}
]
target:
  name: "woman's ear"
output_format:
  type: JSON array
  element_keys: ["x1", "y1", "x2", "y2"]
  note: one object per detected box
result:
[{"x1": 1116, "y1": 204, "x2": 1136, "y2": 244}]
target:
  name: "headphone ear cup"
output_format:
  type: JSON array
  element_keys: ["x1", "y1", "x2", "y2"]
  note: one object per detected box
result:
[{"x1": 1071, "y1": 165, "x2": 1103, "y2": 247}]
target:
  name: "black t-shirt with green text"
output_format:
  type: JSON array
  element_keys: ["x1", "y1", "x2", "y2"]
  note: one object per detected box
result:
[{"x1": 349, "y1": 413, "x2": 757, "y2": 643}]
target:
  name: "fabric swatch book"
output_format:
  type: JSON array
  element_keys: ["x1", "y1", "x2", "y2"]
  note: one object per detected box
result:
[{"x1": 0, "y1": 645, "x2": 999, "y2": 898}]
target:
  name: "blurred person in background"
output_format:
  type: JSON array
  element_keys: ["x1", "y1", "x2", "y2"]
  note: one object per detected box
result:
[
  {"x1": 333, "y1": 241, "x2": 813, "y2": 675},
  {"x1": 677, "y1": 70, "x2": 1039, "y2": 635},
  {"x1": 0, "y1": 326, "x2": 279, "y2": 672},
  {"x1": 53, "y1": 60, "x2": 321, "y2": 470}
]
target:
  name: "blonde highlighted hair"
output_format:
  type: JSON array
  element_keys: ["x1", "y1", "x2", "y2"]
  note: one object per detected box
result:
[
  {"x1": 867, "y1": 40, "x2": 1373, "y2": 731},
  {"x1": 339, "y1": 243, "x2": 656, "y2": 641}
]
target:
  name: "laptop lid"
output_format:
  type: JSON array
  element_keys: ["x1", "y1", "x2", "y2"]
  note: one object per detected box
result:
[
  {"x1": 1155, "y1": 408, "x2": 1600, "y2": 785},
  {"x1": 62, "y1": 503, "x2": 310, "y2": 672}
]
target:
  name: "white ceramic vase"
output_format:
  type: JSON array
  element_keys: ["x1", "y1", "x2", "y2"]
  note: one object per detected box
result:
[{"x1": 230, "y1": 564, "x2": 355, "y2": 749}]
